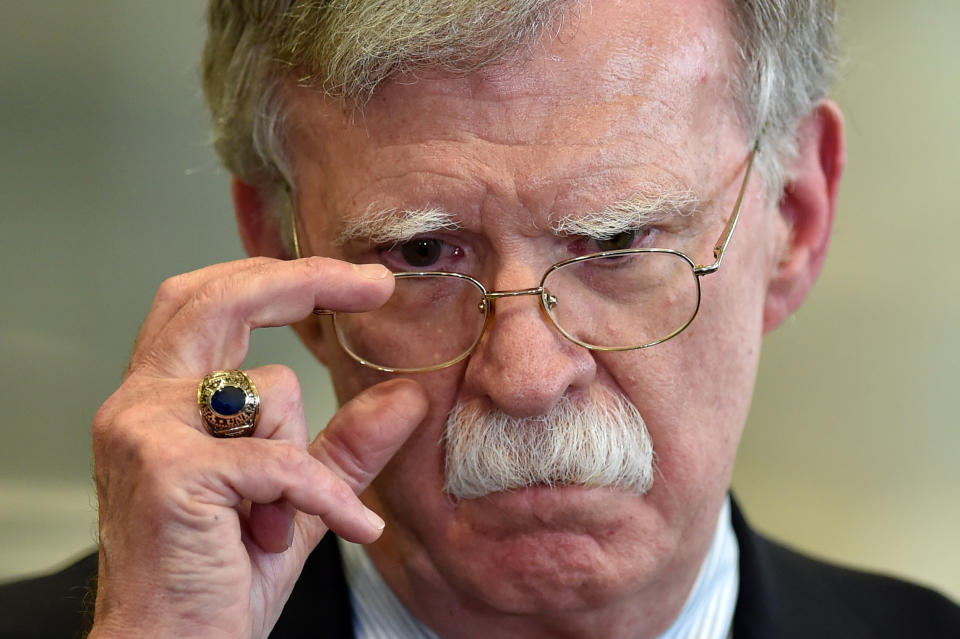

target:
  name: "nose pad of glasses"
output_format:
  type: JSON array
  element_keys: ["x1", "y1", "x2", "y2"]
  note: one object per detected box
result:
[
  {"x1": 543, "y1": 291, "x2": 558, "y2": 311},
  {"x1": 478, "y1": 299, "x2": 488, "y2": 314}
]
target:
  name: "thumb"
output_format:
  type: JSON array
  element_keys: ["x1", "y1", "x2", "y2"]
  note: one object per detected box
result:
[
  {"x1": 295, "y1": 379, "x2": 429, "y2": 546},
  {"x1": 313, "y1": 378, "x2": 428, "y2": 493}
]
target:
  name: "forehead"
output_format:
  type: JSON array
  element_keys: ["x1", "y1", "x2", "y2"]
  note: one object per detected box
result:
[{"x1": 285, "y1": 0, "x2": 741, "y2": 239}]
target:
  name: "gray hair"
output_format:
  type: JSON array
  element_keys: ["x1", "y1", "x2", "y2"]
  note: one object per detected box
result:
[
  {"x1": 202, "y1": 0, "x2": 838, "y2": 222},
  {"x1": 725, "y1": 0, "x2": 839, "y2": 201}
]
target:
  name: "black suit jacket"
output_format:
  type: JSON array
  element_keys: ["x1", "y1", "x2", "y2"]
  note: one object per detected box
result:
[{"x1": 2, "y1": 501, "x2": 958, "y2": 638}]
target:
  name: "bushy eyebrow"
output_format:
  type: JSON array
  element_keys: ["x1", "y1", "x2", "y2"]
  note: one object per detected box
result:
[
  {"x1": 335, "y1": 206, "x2": 462, "y2": 246},
  {"x1": 335, "y1": 190, "x2": 700, "y2": 245},
  {"x1": 551, "y1": 190, "x2": 701, "y2": 238}
]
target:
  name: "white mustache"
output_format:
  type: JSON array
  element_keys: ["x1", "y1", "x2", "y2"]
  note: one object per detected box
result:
[{"x1": 442, "y1": 388, "x2": 655, "y2": 500}]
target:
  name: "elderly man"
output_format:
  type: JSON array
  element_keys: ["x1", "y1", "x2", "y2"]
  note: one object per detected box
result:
[{"x1": 2, "y1": 1, "x2": 958, "y2": 637}]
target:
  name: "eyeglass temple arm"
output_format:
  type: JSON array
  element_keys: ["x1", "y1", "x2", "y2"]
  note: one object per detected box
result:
[
  {"x1": 695, "y1": 137, "x2": 761, "y2": 276},
  {"x1": 285, "y1": 181, "x2": 306, "y2": 260},
  {"x1": 286, "y1": 185, "x2": 334, "y2": 316}
]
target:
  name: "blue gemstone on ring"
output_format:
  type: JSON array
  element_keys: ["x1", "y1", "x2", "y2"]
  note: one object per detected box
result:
[{"x1": 211, "y1": 385, "x2": 246, "y2": 416}]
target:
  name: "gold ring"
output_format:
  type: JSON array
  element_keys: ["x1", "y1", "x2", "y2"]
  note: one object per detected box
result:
[{"x1": 197, "y1": 370, "x2": 260, "y2": 437}]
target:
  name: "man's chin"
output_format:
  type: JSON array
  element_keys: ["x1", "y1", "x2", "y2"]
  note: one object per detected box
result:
[{"x1": 426, "y1": 483, "x2": 669, "y2": 615}]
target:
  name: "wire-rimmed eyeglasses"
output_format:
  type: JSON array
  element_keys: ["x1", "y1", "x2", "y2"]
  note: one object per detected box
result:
[{"x1": 298, "y1": 139, "x2": 760, "y2": 373}]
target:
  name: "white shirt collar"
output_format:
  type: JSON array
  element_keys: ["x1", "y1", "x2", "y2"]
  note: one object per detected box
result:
[{"x1": 339, "y1": 496, "x2": 738, "y2": 639}]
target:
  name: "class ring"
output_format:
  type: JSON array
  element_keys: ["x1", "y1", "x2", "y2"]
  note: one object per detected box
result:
[{"x1": 197, "y1": 370, "x2": 260, "y2": 438}]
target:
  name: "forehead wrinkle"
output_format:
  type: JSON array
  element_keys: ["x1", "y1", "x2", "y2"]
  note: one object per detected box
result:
[
  {"x1": 335, "y1": 205, "x2": 462, "y2": 246},
  {"x1": 550, "y1": 189, "x2": 701, "y2": 238}
]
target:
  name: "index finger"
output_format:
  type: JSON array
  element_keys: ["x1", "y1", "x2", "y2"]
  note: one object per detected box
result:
[{"x1": 131, "y1": 257, "x2": 392, "y2": 377}]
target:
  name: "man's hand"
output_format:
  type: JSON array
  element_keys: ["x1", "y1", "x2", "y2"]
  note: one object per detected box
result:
[{"x1": 88, "y1": 257, "x2": 428, "y2": 638}]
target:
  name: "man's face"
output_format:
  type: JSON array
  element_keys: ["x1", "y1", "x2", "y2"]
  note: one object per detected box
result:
[{"x1": 288, "y1": 0, "x2": 786, "y2": 619}]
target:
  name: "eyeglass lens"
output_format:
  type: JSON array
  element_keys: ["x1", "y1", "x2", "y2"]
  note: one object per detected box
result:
[
  {"x1": 333, "y1": 274, "x2": 488, "y2": 371},
  {"x1": 543, "y1": 251, "x2": 700, "y2": 350},
  {"x1": 331, "y1": 251, "x2": 701, "y2": 371}
]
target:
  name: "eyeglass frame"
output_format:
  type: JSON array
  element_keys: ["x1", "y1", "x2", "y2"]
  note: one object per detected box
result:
[{"x1": 294, "y1": 137, "x2": 762, "y2": 374}]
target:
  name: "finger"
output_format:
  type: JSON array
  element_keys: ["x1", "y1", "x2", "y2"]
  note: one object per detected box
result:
[
  {"x1": 97, "y1": 372, "x2": 382, "y2": 548},
  {"x1": 312, "y1": 379, "x2": 429, "y2": 494},
  {"x1": 242, "y1": 365, "x2": 308, "y2": 445},
  {"x1": 210, "y1": 437, "x2": 386, "y2": 544},
  {"x1": 136, "y1": 365, "x2": 310, "y2": 446},
  {"x1": 225, "y1": 377, "x2": 426, "y2": 552},
  {"x1": 278, "y1": 379, "x2": 428, "y2": 551},
  {"x1": 132, "y1": 257, "x2": 278, "y2": 370},
  {"x1": 248, "y1": 500, "x2": 296, "y2": 553},
  {"x1": 131, "y1": 257, "x2": 393, "y2": 377}
]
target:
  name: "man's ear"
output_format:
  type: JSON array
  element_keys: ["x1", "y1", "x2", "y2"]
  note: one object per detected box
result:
[
  {"x1": 233, "y1": 176, "x2": 332, "y2": 363},
  {"x1": 763, "y1": 100, "x2": 846, "y2": 333},
  {"x1": 232, "y1": 177, "x2": 289, "y2": 259}
]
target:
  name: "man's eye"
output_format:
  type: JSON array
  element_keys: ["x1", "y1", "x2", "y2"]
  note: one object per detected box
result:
[
  {"x1": 595, "y1": 230, "x2": 639, "y2": 252},
  {"x1": 400, "y1": 238, "x2": 443, "y2": 267}
]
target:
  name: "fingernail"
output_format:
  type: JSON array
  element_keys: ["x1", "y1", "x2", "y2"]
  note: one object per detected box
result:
[
  {"x1": 354, "y1": 263, "x2": 389, "y2": 280},
  {"x1": 364, "y1": 506, "x2": 386, "y2": 532}
]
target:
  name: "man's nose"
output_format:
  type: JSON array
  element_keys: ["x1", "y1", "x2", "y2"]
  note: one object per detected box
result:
[{"x1": 462, "y1": 273, "x2": 597, "y2": 417}]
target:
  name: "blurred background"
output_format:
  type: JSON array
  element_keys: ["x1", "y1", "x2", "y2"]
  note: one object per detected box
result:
[{"x1": 1, "y1": 0, "x2": 958, "y2": 601}]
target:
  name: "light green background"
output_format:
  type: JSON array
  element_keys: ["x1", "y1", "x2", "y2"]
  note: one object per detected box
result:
[{"x1": 1, "y1": 1, "x2": 958, "y2": 602}]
